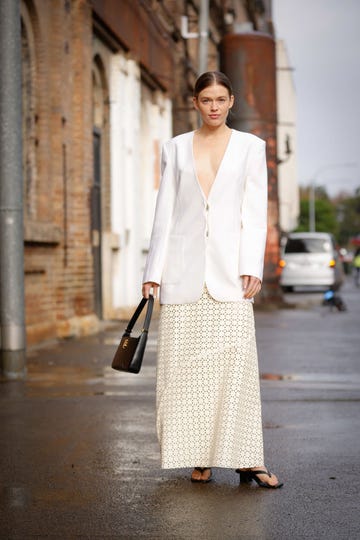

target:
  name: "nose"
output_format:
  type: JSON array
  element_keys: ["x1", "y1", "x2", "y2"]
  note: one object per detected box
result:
[{"x1": 210, "y1": 100, "x2": 218, "y2": 111}]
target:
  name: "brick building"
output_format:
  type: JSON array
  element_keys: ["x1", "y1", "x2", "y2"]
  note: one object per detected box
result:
[{"x1": 18, "y1": 0, "x2": 282, "y2": 345}]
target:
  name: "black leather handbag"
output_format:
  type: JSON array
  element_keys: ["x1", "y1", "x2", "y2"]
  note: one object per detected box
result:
[{"x1": 111, "y1": 295, "x2": 154, "y2": 374}]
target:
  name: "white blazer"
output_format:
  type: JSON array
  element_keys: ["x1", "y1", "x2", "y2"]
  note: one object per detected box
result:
[{"x1": 143, "y1": 129, "x2": 268, "y2": 304}]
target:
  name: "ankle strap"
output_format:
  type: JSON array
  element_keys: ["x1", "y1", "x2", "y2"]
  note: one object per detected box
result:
[{"x1": 250, "y1": 469, "x2": 271, "y2": 477}]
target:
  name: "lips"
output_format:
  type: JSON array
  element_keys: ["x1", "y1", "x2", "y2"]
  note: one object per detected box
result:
[{"x1": 209, "y1": 115, "x2": 220, "y2": 119}]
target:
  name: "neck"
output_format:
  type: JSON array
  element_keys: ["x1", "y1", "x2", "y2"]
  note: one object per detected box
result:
[{"x1": 198, "y1": 123, "x2": 231, "y2": 137}]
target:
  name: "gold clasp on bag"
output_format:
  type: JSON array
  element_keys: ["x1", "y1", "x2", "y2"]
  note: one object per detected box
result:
[{"x1": 122, "y1": 338, "x2": 129, "y2": 349}]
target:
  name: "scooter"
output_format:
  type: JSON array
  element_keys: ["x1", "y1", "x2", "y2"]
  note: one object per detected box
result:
[{"x1": 322, "y1": 289, "x2": 347, "y2": 312}]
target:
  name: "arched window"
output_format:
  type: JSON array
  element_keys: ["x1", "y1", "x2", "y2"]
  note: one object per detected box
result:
[{"x1": 92, "y1": 57, "x2": 106, "y2": 130}]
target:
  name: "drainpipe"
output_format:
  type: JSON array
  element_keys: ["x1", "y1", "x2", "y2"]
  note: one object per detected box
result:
[
  {"x1": 0, "y1": 0, "x2": 26, "y2": 378},
  {"x1": 198, "y1": 0, "x2": 209, "y2": 75}
]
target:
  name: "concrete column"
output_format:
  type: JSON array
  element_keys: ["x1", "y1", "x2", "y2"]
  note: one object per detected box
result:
[{"x1": 0, "y1": 0, "x2": 26, "y2": 377}]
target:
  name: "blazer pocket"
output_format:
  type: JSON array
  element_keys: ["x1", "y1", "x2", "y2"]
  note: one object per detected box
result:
[{"x1": 162, "y1": 235, "x2": 184, "y2": 285}]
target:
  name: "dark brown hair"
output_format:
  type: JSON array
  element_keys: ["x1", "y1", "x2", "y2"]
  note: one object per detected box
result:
[{"x1": 193, "y1": 71, "x2": 233, "y2": 98}]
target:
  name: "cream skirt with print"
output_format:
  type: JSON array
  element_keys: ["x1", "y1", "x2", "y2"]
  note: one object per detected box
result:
[{"x1": 156, "y1": 286, "x2": 264, "y2": 469}]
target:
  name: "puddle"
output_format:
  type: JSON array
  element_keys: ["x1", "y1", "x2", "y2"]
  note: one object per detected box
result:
[
  {"x1": 19, "y1": 360, "x2": 156, "y2": 398},
  {"x1": 1, "y1": 486, "x2": 30, "y2": 508},
  {"x1": 1, "y1": 485, "x2": 92, "y2": 508},
  {"x1": 13, "y1": 357, "x2": 360, "y2": 398},
  {"x1": 263, "y1": 422, "x2": 283, "y2": 429},
  {"x1": 261, "y1": 372, "x2": 360, "y2": 386},
  {"x1": 261, "y1": 373, "x2": 289, "y2": 381}
]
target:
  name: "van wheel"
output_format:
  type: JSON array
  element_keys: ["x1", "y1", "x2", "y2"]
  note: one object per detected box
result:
[{"x1": 282, "y1": 286, "x2": 293, "y2": 293}]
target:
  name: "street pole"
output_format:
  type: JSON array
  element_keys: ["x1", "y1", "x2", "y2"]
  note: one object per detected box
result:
[
  {"x1": 198, "y1": 0, "x2": 209, "y2": 75},
  {"x1": 309, "y1": 180, "x2": 315, "y2": 232},
  {"x1": 0, "y1": 0, "x2": 26, "y2": 378}
]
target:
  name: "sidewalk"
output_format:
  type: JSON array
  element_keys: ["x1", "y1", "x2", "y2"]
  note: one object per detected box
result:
[{"x1": 1, "y1": 279, "x2": 359, "y2": 539}]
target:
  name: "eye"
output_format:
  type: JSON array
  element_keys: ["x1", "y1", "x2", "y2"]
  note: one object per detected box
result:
[{"x1": 202, "y1": 99, "x2": 210, "y2": 104}]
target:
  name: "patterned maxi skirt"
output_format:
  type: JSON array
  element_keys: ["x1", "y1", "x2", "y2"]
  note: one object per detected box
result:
[{"x1": 156, "y1": 286, "x2": 264, "y2": 469}]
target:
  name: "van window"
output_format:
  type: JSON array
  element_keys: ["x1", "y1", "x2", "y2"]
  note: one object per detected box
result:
[{"x1": 285, "y1": 238, "x2": 331, "y2": 254}]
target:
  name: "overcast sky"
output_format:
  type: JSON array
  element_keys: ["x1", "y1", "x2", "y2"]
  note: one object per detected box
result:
[{"x1": 273, "y1": 0, "x2": 360, "y2": 196}]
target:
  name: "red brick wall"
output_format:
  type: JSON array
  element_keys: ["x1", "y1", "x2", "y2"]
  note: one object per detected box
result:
[
  {"x1": 21, "y1": 0, "x2": 281, "y2": 344},
  {"x1": 22, "y1": 0, "x2": 95, "y2": 344}
]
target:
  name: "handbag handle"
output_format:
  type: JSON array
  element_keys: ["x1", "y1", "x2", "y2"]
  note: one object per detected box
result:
[{"x1": 123, "y1": 295, "x2": 154, "y2": 337}]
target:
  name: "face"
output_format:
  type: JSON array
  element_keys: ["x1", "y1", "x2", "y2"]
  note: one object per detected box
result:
[{"x1": 193, "y1": 84, "x2": 234, "y2": 127}]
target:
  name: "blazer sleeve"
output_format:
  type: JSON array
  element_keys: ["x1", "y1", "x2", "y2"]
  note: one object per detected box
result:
[
  {"x1": 142, "y1": 142, "x2": 176, "y2": 285},
  {"x1": 238, "y1": 140, "x2": 268, "y2": 281}
]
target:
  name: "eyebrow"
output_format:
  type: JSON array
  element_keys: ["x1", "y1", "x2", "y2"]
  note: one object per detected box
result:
[{"x1": 200, "y1": 95, "x2": 228, "y2": 99}]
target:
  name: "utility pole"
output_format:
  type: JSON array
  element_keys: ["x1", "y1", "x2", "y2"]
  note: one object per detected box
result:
[
  {"x1": 198, "y1": 0, "x2": 209, "y2": 75},
  {"x1": 309, "y1": 180, "x2": 316, "y2": 232},
  {"x1": 0, "y1": 0, "x2": 26, "y2": 378},
  {"x1": 180, "y1": 0, "x2": 209, "y2": 76}
]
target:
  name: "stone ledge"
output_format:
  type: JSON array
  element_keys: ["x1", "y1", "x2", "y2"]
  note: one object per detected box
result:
[
  {"x1": 111, "y1": 301, "x2": 160, "y2": 321},
  {"x1": 26, "y1": 321, "x2": 57, "y2": 346},
  {"x1": 24, "y1": 221, "x2": 62, "y2": 245},
  {"x1": 56, "y1": 314, "x2": 100, "y2": 339}
]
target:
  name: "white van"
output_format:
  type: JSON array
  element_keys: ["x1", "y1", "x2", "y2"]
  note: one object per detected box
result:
[{"x1": 280, "y1": 232, "x2": 344, "y2": 291}]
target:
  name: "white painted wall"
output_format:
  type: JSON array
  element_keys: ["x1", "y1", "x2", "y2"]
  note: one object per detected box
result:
[
  {"x1": 276, "y1": 40, "x2": 299, "y2": 232},
  {"x1": 108, "y1": 52, "x2": 172, "y2": 317},
  {"x1": 139, "y1": 85, "x2": 172, "y2": 284}
]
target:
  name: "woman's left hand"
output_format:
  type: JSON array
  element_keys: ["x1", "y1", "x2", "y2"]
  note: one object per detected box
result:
[{"x1": 241, "y1": 275, "x2": 262, "y2": 299}]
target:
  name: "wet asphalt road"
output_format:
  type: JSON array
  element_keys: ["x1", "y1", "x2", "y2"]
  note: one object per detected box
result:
[{"x1": 0, "y1": 278, "x2": 359, "y2": 539}]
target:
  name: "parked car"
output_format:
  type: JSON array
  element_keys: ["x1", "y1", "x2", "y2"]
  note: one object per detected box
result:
[{"x1": 280, "y1": 232, "x2": 344, "y2": 291}]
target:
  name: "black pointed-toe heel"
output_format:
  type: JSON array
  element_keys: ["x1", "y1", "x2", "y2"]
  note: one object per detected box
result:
[
  {"x1": 191, "y1": 467, "x2": 212, "y2": 483},
  {"x1": 235, "y1": 467, "x2": 283, "y2": 489}
]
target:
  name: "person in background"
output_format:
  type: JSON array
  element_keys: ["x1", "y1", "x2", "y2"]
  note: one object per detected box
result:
[{"x1": 353, "y1": 247, "x2": 360, "y2": 287}]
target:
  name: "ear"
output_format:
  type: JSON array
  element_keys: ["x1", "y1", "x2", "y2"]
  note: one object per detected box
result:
[
  {"x1": 229, "y1": 94, "x2": 234, "y2": 109},
  {"x1": 193, "y1": 96, "x2": 199, "y2": 111}
]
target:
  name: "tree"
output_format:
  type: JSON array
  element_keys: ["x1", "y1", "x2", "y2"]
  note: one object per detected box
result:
[
  {"x1": 296, "y1": 186, "x2": 338, "y2": 236},
  {"x1": 336, "y1": 188, "x2": 360, "y2": 246}
]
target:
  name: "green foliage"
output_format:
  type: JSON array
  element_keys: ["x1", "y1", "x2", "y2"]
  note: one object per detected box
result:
[
  {"x1": 296, "y1": 185, "x2": 360, "y2": 246},
  {"x1": 336, "y1": 191, "x2": 360, "y2": 246},
  {"x1": 296, "y1": 198, "x2": 339, "y2": 236},
  {"x1": 299, "y1": 185, "x2": 330, "y2": 201}
]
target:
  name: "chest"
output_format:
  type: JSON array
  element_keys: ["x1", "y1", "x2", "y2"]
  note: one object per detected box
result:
[{"x1": 192, "y1": 134, "x2": 233, "y2": 198}]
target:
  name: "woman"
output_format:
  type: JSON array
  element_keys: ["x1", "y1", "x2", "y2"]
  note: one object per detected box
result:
[{"x1": 142, "y1": 71, "x2": 282, "y2": 488}]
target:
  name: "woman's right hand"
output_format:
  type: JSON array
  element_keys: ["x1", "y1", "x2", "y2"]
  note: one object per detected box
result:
[{"x1": 142, "y1": 282, "x2": 159, "y2": 299}]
